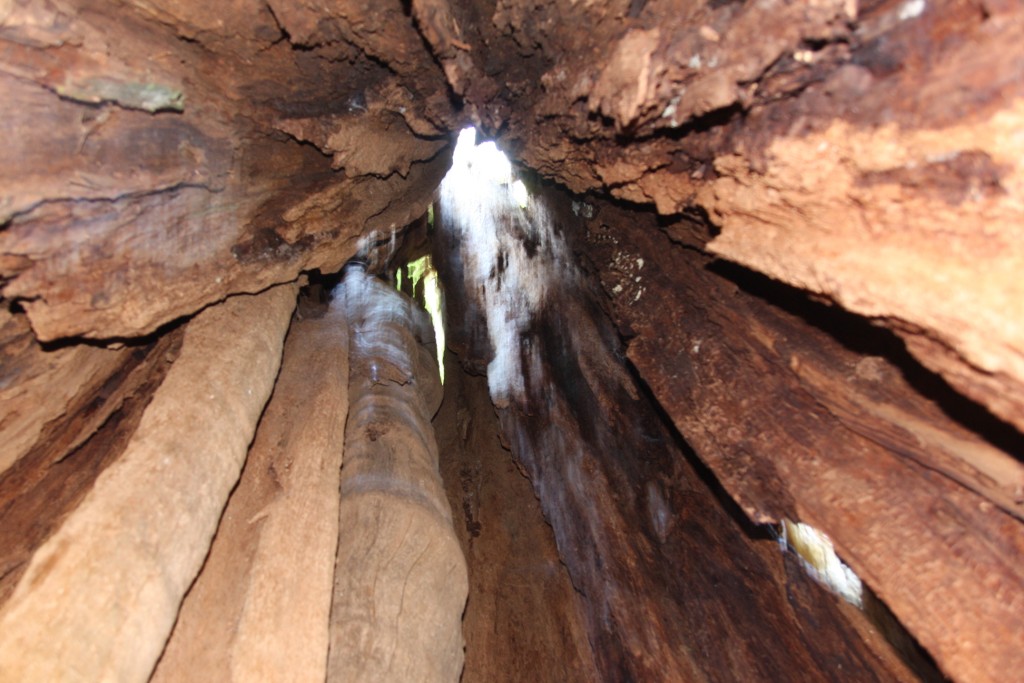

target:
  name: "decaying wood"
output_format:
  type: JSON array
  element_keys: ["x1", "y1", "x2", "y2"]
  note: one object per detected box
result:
[
  {"x1": 0, "y1": 285, "x2": 296, "y2": 682},
  {"x1": 0, "y1": 0, "x2": 1021, "y2": 680},
  {"x1": 328, "y1": 268, "x2": 467, "y2": 682},
  {"x1": 434, "y1": 189, "x2": 914, "y2": 682},
  {"x1": 0, "y1": 309, "x2": 129, "y2": 476},
  {"x1": 0, "y1": 0, "x2": 453, "y2": 342},
  {"x1": 434, "y1": 0, "x2": 1024, "y2": 435},
  {"x1": 0, "y1": 326, "x2": 183, "y2": 607},
  {"x1": 578, "y1": 200, "x2": 1024, "y2": 683},
  {"x1": 152, "y1": 304, "x2": 349, "y2": 682},
  {"x1": 434, "y1": 355, "x2": 600, "y2": 682}
]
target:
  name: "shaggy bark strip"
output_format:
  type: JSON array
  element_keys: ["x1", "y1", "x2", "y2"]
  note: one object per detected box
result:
[
  {"x1": 328, "y1": 267, "x2": 467, "y2": 683},
  {"x1": 151, "y1": 303, "x2": 349, "y2": 682},
  {"x1": 0, "y1": 284, "x2": 296, "y2": 683}
]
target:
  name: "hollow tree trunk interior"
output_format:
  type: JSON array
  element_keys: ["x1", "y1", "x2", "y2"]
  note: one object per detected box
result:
[{"x1": 1, "y1": 0, "x2": 1022, "y2": 681}]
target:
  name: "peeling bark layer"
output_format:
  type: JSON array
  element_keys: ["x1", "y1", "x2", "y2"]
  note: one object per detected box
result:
[
  {"x1": 328, "y1": 268, "x2": 467, "y2": 682},
  {"x1": 0, "y1": 310, "x2": 129, "y2": 477},
  {"x1": 152, "y1": 301, "x2": 349, "y2": 682},
  {"x1": 0, "y1": 285, "x2": 295, "y2": 682}
]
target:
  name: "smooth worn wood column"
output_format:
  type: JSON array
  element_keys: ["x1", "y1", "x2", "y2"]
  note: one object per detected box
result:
[
  {"x1": 0, "y1": 284, "x2": 296, "y2": 683},
  {"x1": 152, "y1": 296, "x2": 349, "y2": 683},
  {"x1": 327, "y1": 265, "x2": 467, "y2": 683}
]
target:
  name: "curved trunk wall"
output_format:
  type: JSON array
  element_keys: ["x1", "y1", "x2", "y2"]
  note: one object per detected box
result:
[
  {"x1": 0, "y1": 0, "x2": 1023, "y2": 681},
  {"x1": 433, "y1": 166, "x2": 931, "y2": 681}
]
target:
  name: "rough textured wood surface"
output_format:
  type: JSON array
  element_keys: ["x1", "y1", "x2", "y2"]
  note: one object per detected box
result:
[
  {"x1": 429, "y1": 0, "x2": 1024, "y2": 434},
  {"x1": 0, "y1": 309, "x2": 129, "y2": 476},
  {"x1": 0, "y1": 285, "x2": 295, "y2": 682},
  {"x1": 0, "y1": 327, "x2": 183, "y2": 608},
  {"x1": 0, "y1": 1, "x2": 1021, "y2": 680},
  {"x1": 434, "y1": 354, "x2": 599, "y2": 682},
  {"x1": 574, "y1": 197, "x2": 1024, "y2": 683},
  {"x1": 152, "y1": 303, "x2": 349, "y2": 682},
  {"x1": 0, "y1": 0, "x2": 453, "y2": 341},
  {"x1": 328, "y1": 269, "x2": 467, "y2": 682},
  {"x1": 434, "y1": 186, "x2": 909, "y2": 682}
]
